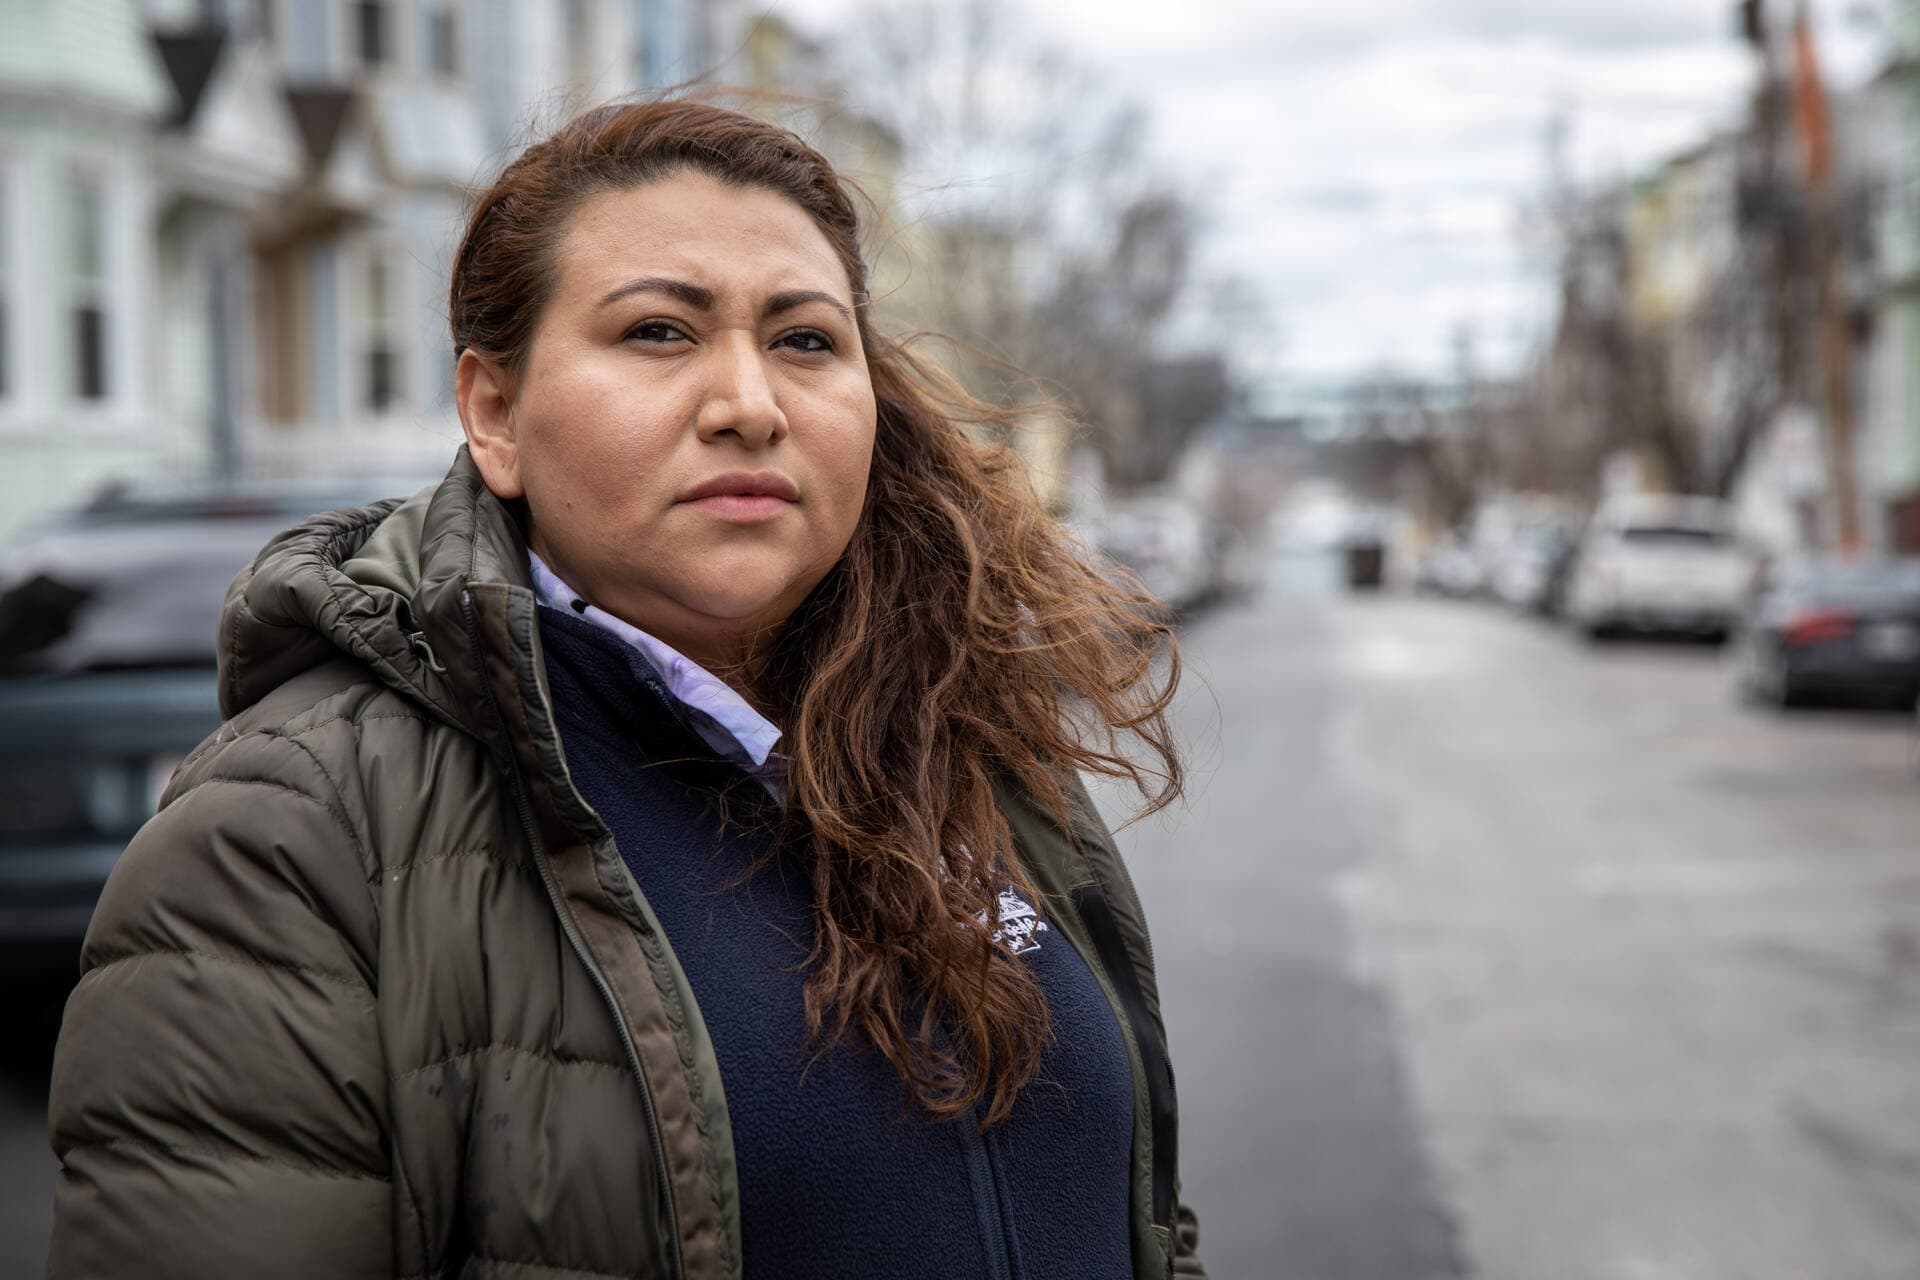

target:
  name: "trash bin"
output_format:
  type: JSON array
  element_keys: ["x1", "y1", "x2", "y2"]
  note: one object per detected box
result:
[{"x1": 1344, "y1": 540, "x2": 1385, "y2": 591}]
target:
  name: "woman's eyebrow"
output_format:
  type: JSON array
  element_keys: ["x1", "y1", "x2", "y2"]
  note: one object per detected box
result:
[
  {"x1": 597, "y1": 277, "x2": 852, "y2": 325},
  {"x1": 598, "y1": 276, "x2": 714, "y2": 310},
  {"x1": 765, "y1": 289, "x2": 854, "y2": 325}
]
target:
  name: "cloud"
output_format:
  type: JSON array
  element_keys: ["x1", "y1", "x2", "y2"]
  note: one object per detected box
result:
[
  {"x1": 793, "y1": 0, "x2": 1891, "y2": 377},
  {"x1": 1046, "y1": 1, "x2": 1873, "y2": 377},
  {"x1": 1024, "y1": 0, "x2": 1744, "y2": 74}
]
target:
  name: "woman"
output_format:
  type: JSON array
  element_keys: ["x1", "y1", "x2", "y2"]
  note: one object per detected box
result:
[{"x1": 47, "y1": 100, "x2": 1204, "y2": 1280}]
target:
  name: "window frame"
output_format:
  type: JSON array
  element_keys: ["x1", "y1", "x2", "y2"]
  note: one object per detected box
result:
[
  {"x1": 65, "y1": 167, "x2": 112, "y2": 405},
  {"x1": 358, "y1": 0, "x2": 387, "y2": 69},
  {"x1": 353, "y1": 237, "x2": 412, "y2": 418},
  {"x1": 423, "y1": 0, "x2": 460, "y2": 80}
]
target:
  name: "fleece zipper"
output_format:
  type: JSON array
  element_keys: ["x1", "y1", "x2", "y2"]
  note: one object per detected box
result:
[{"x1": 956, "y1": 1110, "x2": 1017, "y2": 1280}]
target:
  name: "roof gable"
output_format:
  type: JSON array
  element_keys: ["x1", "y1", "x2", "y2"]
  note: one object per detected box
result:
[{"x1": 185, "y1": 35, "x2": 303, "y2": 187}]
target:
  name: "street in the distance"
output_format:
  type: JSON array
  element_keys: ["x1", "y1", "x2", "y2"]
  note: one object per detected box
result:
[{"x1": 1098, "y1": 555, "x2": 1920, "y2": 1280}]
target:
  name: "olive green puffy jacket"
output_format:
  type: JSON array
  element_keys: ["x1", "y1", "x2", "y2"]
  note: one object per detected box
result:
[{"x1": 46, "y1": 451, "x2": 1206, "y2": 1279}]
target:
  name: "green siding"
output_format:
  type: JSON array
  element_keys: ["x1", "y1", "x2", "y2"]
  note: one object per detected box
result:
[{"x1": 0, "y1": 0, "x2": 169, "y2": 118}]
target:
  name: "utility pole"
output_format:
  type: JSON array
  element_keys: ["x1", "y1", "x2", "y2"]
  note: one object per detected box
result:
[{"x1": 1790, "y1": 0, "x2": 1866, "y2": 550}]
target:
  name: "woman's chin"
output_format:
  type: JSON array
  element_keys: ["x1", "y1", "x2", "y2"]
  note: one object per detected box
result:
[{"x1": 675, "y1": 577, "x2": 808, "y2": 630}]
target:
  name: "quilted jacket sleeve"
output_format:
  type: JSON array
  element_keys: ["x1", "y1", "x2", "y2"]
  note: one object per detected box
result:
[{"x1": 46, "y1": 725, "x2": 393, "y2": 1279}]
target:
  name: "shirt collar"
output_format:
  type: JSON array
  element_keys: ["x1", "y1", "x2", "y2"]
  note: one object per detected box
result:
[{"x1": 527, "y1": 553, "x2": 784, "y2": 771}]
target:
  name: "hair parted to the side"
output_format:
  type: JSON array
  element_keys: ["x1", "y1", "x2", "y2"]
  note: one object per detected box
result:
[{"x1": 451, "y1": 96, "x2": 1183, "y2": 1128}]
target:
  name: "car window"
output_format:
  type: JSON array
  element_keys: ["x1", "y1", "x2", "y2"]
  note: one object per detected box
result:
[
  {"x1": 1784, "y1": 560, "x2": 1920, "y2": 608},
  {"x1": 0, "y1": 518, "x2": 288, "y2": 676}
]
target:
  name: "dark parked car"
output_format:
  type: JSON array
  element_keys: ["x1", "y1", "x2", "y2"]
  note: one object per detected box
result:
[
  {"x1": 0, "y1": 485, "x2": 412, "y2": 945},
  {"x1": 1731, "y1": 558, "x2": 1920, "y2": 708}
]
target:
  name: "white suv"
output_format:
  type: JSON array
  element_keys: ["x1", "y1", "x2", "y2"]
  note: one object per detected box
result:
[{"x1": 1564, "y1": 495, "x2": 1757, "y2": 640}]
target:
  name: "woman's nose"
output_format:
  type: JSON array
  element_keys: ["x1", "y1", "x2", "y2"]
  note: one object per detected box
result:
[{"x1": 695, "y1": 334, "x2": 788, "y2": 448}]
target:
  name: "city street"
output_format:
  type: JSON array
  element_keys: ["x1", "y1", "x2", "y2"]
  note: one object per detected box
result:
[
  {"x1": 5, "y1": 557, "x2": 1920, "y2": 1278},
  {"x1": 6, "y1": 0, "x2": 1919, "y2": 1275},
  {"x1": 1102, "y1": 556, "x2": 1920, "y2": 1280}
]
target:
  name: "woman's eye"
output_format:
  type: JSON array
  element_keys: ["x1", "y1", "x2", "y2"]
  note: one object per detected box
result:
[
  {"x1": 778, "y1": 329, "x2": 834, "y2": 354},
  {"x1": 626, "y1": 321, "x2": 687, "y2": 344}
]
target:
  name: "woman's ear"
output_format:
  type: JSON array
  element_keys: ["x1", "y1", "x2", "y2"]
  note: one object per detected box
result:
[{"x1": 457, "y1": 349, "x2": 526, "y2": 500}]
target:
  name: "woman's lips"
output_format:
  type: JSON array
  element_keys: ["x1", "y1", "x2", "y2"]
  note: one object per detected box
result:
[
  {"x1": 677, "y1": 471, "x2": 800, "y2": 524},
  {"x1": 681, "y1": 493, "x2": 793, "y2": 523}
]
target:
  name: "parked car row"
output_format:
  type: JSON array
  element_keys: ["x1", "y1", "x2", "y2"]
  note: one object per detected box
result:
[
  {"x1": 1415, "y1": 492, "x2": 1920, "y2": 711},
  {"x1": 1088, "y1": 493, "x2": 1249, "y2": 616}
]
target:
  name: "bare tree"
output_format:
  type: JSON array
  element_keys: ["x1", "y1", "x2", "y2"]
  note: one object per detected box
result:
[
  {"x1": 1519, "y1": 13, "x2": 1865, "y2": 509},
  {"x1": 827, "y1": 0, "x2": 1204, "y2": 486}
]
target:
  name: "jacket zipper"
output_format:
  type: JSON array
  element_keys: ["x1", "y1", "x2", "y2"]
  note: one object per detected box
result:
[
  {"x1": 462, "y1": 589, "x2": 689, "y2": 1280},
  {"x1": 956, "y1": 1111, "x2": 1015, "y2": 1280}
]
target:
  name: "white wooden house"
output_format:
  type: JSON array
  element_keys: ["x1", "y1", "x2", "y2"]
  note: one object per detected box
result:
[
  {"x1": 0, "y1": 0, "x2": 177, "y2": 539},
  {"x1": 0, "y1": 0, "x2": 714, "y2": 541}
]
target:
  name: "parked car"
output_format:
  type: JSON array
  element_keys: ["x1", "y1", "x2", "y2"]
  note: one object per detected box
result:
[
  {"x1": 1562, "y1": 495, "x2": 1756, "y2": 640},
  {"x1": 1492, "y1": 523, "x2": 1580, "y2": 614},
  {"x1": 0, "y1": 483, "x2": 416, "y2": 945},
  {"x1": 1095, "y1": 495, "x2": 1222, "y2": 615},
  {"x1": 1731, "y1": 557, "x2": 1920, "y2": 708},
  {"x1": 1534, "y1": 529, "x2": 1585, "y2": 619},
  {"x1": 1414, "y1": 532, "x2": 1487, "y2": 599}
]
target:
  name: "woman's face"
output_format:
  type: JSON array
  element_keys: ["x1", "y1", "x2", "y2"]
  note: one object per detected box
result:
[{"x1": 460, "y1": 170, "x2": 877, "y2": 670}]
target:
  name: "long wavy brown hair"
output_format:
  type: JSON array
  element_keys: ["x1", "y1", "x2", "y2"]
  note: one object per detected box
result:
[{"x1": 451, "y1": 98, "x2": 1182, "y2": 1126}]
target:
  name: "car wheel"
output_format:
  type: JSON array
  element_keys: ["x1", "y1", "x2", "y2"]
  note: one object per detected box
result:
[{"x1": 1746, "y1": 644, "x2": 1802, "y2": 709}]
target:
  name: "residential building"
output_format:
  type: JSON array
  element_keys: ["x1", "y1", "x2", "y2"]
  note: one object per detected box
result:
[
  {"x1": 1861, "y1": 0, "x2": 1920, "y2": 552},
  {"x1": 0, "y1": 0, "x2": 181, "y2": 538},
  {"x1": 0, "y1": 0, "x2": 711, "y2": 543},
  {"x1": 1619, "y1": 135, "x2": 1809, "y2": 547},
  {"x1": 1615, "y1": 85, "x2": 1897, "y2": 556}
]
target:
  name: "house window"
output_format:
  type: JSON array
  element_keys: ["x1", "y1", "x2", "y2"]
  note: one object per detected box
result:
[
  {"x1": 69, "y1": 174, "x2": 108, "y2": 402},
  {"x1": 355, "y1": 0, "x2": 388, "y2": 68},
  {"x1": 362, "y1": 246, "x2": 403, "y2": 412},
  {"x1": 0, "y1": 168, "x2": 10, "y2": 400},
  {"x1": 426, "y1": 1, "x2": 457, "y2": 76},
  {"x1": 565, "y1": 0, "x2": 594, "y2": 86}
]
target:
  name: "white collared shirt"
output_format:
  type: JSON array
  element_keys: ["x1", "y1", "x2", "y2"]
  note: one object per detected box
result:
[{"x1": 529, "y1": 553, "x2": 786, "y2": 802}]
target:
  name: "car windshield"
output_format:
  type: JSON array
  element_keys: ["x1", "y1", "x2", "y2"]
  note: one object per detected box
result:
[
  {"x1": 0, "y1": 490, "x2": 399, "y2": 677},
  {"x1": 0, "y1": 518, "x2": 290, "y2": 676}
]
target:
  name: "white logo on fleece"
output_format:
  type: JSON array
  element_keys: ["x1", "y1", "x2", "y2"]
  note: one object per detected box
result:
[{"x1": 979, "y1": 889, "x2": 1049, "y2": 956}]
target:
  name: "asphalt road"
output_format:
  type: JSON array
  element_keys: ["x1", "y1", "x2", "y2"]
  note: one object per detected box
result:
[
  {"x1": 1097, "y1": 555, "x2": 1920, "y2": 1280},
  {"x1": 1088, "y1": 557, "x2": 1466, "y2": 1280},
  {"x1": 4, "y1": 555, "x2": 1918, "y2": 1279}
]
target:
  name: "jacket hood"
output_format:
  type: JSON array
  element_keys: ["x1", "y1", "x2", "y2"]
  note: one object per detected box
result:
[{"x1": 218, "y1": 448, "x2": 533, "y2": 737}]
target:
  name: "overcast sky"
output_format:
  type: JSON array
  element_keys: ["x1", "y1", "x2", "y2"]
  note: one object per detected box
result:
[{"x1": 774, "y1": 0, "x2": 1891, "y2": 384}]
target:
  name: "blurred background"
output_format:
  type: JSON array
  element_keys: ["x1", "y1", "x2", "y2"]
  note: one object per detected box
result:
[{"x1": 4, "y1": 0, "x2": 1920, "y2": 1276}]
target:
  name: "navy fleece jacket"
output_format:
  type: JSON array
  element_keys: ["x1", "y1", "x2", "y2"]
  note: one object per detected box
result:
[{"x1": 539, "y1": 605, "x2": 1134, "y2": 1279}]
